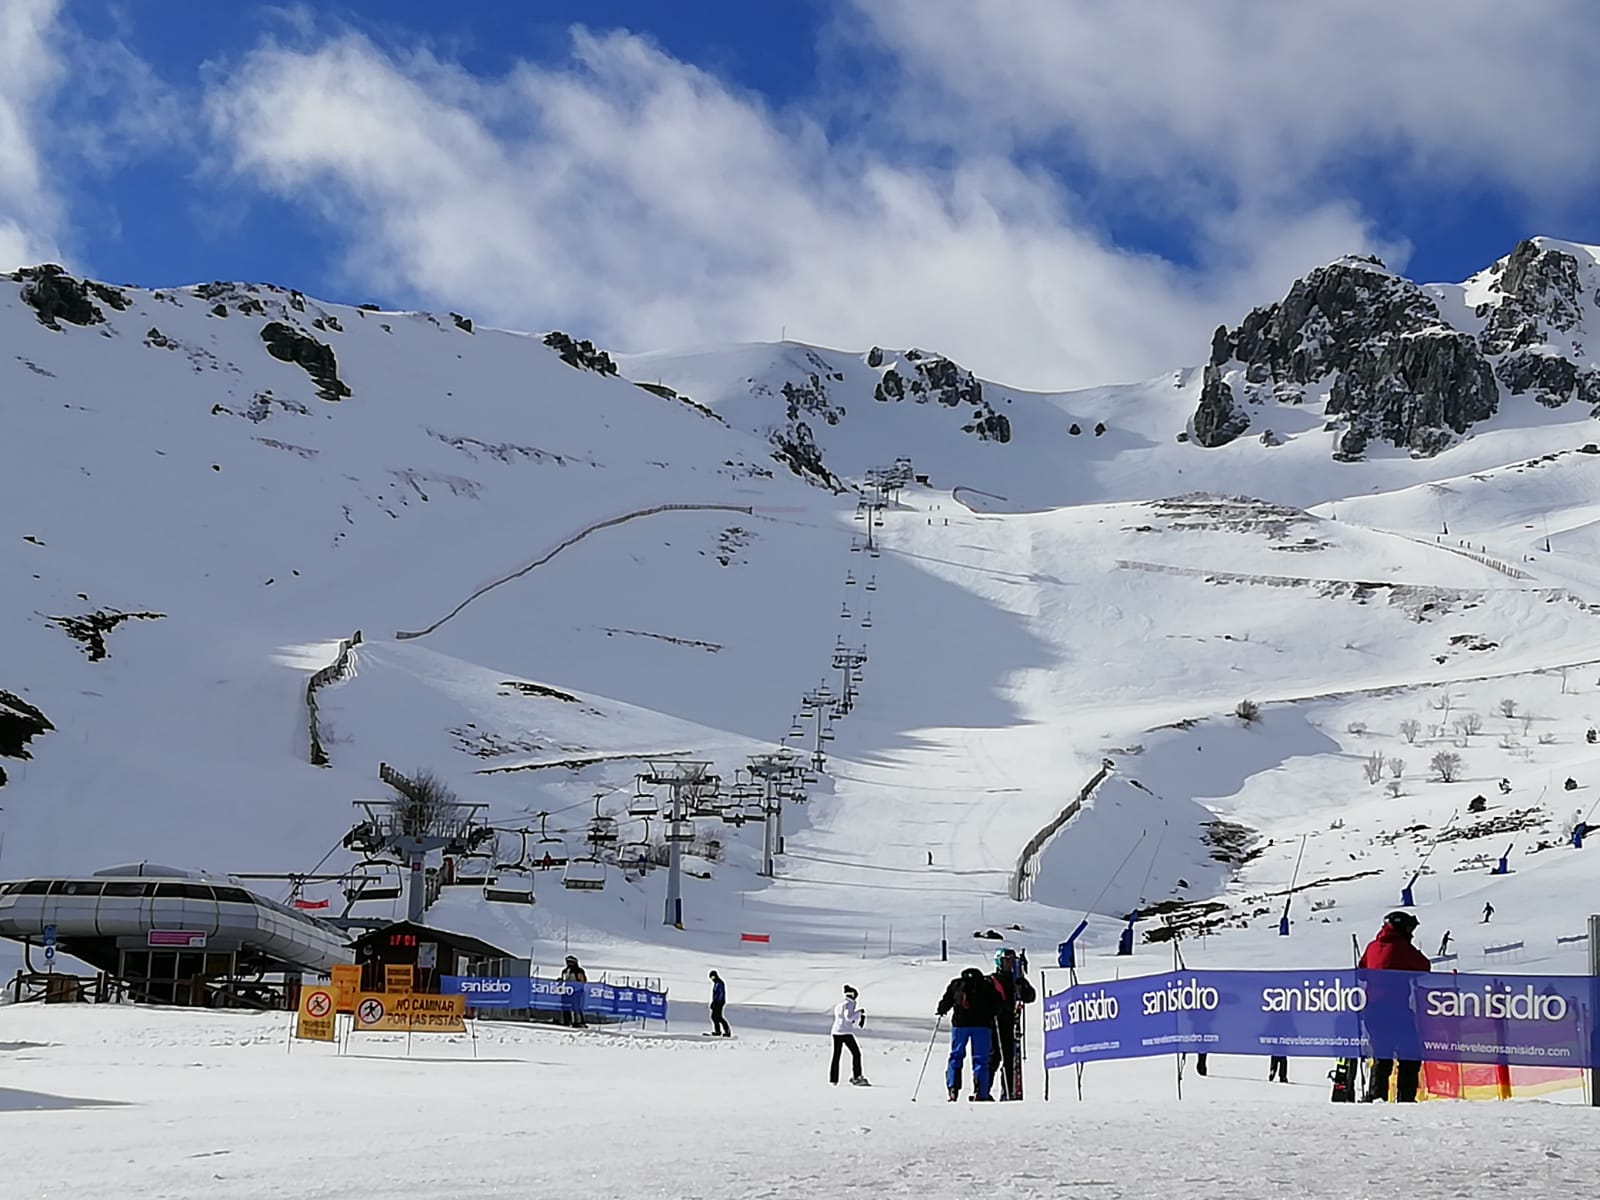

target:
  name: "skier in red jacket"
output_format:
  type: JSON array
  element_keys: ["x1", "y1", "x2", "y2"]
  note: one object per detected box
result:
[{"x1": 1357, "y1": 910, "x2": 1431, "y2": 1102}]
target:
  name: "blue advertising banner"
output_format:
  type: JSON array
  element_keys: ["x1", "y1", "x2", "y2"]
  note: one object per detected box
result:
[
  {"x1": 1043, "y1": 969, "x2": 1598, "y2": 1071},
  {"x1": 442, "y1": 977, "x2": 669, "y2": 1021}
]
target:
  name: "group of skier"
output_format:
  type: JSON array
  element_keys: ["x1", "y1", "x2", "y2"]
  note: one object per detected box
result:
[
  {"x1": 692, "y1": 906, "x2": 1441, "y2": 1104},
  {"x1": 702, "y1": 946, "x2": 1037, "y2": 1098}
]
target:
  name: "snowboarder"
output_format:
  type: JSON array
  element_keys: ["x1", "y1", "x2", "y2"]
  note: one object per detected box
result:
[
  {"x1": 937, "y1": 966, "x2": 999, "y2": 1101},
  {"x1": 559, "y1": 955, "x2": 588, "y2": 1028},
  {"x1": 1268, "y1": 1055, "x2": 1289, "y2": 1083},
  {"x1": 1481, "y1": 902, "x2": 1494, "y2": 923},
  {"x1": 986, "y1": 947, "x2": 1036, "y2": 1100},
  {"x1": 1437, "y1": 931, "x2": 1452, "y2": 957},
  {"x1": 830, "y1": 984, "x2": 869, "y2": 1085},
  {"x1": 708, "y1": 970, "x2": 731, "y2": 1037},
  {"x1": 1358, "y1": 911, "x2": 1430, "y2": 1102}
]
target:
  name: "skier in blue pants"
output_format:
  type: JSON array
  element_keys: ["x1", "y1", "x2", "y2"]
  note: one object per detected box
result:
[{"x1": 937, "y1": 966, "x2": 1001, "y2": 1101}]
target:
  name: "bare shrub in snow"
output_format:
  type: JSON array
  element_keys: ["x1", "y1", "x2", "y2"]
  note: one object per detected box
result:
[
  {"x1": 1363, "y1": 752, "x2": 1385, "y2": 785},
  {"x1": 1386, "y1": 780, "x2": 1403, "y2": 798},
  {"x1": 1499, "y1": 698, "x2": 1518, "y2": 719},
  {"x1": 1539, "y1": 733, "x2": 1557, "y2": 745},
  {"x1": 1455, "y1": 712, "x2": 1483, "y2": 738},
  {"x1": 1388, "y1": 757, "x2": 1405, "y2": 779},
  {"x1": 1431, "y1": 751, "x2": 1463, "y2": 783},
  {"x1": 1347, "y1": 721, "x2": 1368, "y2": 736},
  {"x1": 1235, "y1": 698, "x2": 1260, "y2": 724},
  {"x1": 1399, "y1": 719, "x2": 1421, "y2": 744},
  {"x1": 1520, "y1": 713, "x2": 1534, "y2": 736}
]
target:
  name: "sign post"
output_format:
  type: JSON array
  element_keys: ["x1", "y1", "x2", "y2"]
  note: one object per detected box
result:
[
  {"x1": 1590, "y1": 914, "x2": 1599, "y2": 1107},
  {"x1": 42, "y1": 924, "x2": 56, "y2": 975},
  {"x1": 295, "y1": 984, "x2": 338, "y2": 1044},
  {"x1": 385, "y1": 963, "x2": 415, "y2": 993}
]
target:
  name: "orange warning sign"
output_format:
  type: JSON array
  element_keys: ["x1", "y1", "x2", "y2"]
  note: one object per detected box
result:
[
  {"x1": 353, "y1": 991, "x2": 466, "y2": 1033},
  {"x1": 384, "y1": 963, "x2": 415, "y2": 993},
  {"x1": 296, "y1": 986, "x2": 337, "y2": 1042},
  {"x1": 331, "y1": 964, "x2": 362, "y2": 1013}
]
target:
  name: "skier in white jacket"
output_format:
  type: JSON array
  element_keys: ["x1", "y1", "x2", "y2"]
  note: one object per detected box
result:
[{"x1": 830, "y1": 985, "x2": 870, "y2": 1086}]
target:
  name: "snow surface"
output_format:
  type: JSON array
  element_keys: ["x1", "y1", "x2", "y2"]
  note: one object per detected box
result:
[{"x1": 4, "y1": 259, "x2": 1600, "y2": 1196}]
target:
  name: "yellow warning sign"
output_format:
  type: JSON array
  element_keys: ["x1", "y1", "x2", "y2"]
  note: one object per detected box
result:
[
  {"x1": 331, "y1": 964, "x2": 362, "y2": 1013},
  {"x1": 353, "y1": 991, "x2": 466, "y2": 1033},
  {"x1": 296, "y1": 986, "x2": 337, "y2": 1042},
  {"x1": 384, "y1": 963, "x2": 415, "y2": 993}
]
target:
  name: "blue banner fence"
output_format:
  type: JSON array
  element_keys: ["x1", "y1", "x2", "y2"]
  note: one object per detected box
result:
[
  {"x1": 443, "y1": 976, "x2": 669, "y2": 1023},
  {"x1": 1043, "y1": 968, "x2": 1599, "y2": 1071}
]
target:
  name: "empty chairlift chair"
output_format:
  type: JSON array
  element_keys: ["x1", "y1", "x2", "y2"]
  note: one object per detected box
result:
[
  {"x1": 483, "y1": 865, "x2": 536, "y2": 905},
  {"x1": 561, "y1": 857, "x2": 606, "y2": 891}
]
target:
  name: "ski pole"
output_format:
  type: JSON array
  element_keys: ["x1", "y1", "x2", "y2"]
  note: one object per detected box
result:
[{"x1": 911, "y1": 1015, "x2": 944, "y2": 1101}]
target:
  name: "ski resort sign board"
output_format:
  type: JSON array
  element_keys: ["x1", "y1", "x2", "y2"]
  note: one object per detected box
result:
[
  {"x1": 353, "y1": 991, "x2": 466, "y2": 1033},
  {"x1": 1043, "y1": 968, "x2": 1600, "y2": 1071}
]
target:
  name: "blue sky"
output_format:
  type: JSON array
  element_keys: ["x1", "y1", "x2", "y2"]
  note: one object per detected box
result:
[{"x1": 5, "y1": 1, "x2": 1599, "y2": 388}]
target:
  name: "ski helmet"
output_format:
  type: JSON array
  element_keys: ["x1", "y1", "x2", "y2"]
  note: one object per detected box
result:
[
  {"x1": 843, "y1": 984, "x2": 857, "y2": 997},
  {"x1": 1382, "y1": 910, "x2": 1419, "y2": 934},
  {"x1": 995, "y1": 947, "x2": 1016, "y2": 968}
]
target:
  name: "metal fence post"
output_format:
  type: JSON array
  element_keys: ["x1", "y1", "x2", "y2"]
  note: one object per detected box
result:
[{"x1": 1590, "y1": 914, "x2": 1599, "y2": 1107}]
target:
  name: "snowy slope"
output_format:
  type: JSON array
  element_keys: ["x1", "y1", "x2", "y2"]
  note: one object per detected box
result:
[{"x1": 3, "y1": 245, "x2": 1600, "y2": 1014}]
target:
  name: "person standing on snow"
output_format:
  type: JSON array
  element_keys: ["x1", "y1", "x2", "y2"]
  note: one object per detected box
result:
[
  {"x1": 1481, "y1": 902, "x2": 1494, "y2": 923},
  {"x1": 1358, "y1": 910, "x2": 1431, "y2": 1102},
  {"x1": 937, "y1": 966, "x2": 1000, "y2": 1101},
  {"x1": 986, "y1": 948, "x2": 1036, "y2": 1100},
  {"x1": 829, "y1": 985, "x2": 869, "y2": 1085},
  {"x1": 559, "y1": 955, "x2": 588, "y2": 1028},
  {"x1": 708, "y1": 970, "x2": 731, "y2": 1037}
]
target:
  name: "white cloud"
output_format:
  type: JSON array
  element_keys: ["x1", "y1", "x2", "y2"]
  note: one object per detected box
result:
[
  {"x1": 0, "y1": 0, "x2": 65, "y2": 269},
  {"x1": 206, "y1": 26, "x2": 1398, "y2": 389},
  {"x1": 847, "y1": 0, "x2": 1600, "y2": 209}
]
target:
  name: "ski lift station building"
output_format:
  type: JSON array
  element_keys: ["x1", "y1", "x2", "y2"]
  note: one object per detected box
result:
[{"x1": 0, "y1": 862, "x2": 353, "y2": 1006}]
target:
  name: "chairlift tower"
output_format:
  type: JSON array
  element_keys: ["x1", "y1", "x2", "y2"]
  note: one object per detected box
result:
[
  {"x1": 640, "y1": 759, "x2": 714, "y2": 928},
  {"x1": 800, "y1": 686, "x2": 839, "y2": 774},
  {"x1": 748, "y1": 750, "x2": 801, "y2": 875},
  {"x1": 832, "y1": 642, "x2": 868, "y2": 716},
  {"x1": 349, "y1": 763, "x2": 491, "y2": 922}
]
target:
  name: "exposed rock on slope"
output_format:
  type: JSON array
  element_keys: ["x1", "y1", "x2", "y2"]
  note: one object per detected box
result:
[
  {"x1": 1194, "y1": 239, "x2": 1600, "y2": 459},
  {"x1": 260, "y1": 322, "x2": 351, "y2": 402},
  {"x1": 1196, "y1": 256, "x2": 1497, "y2": 459}
]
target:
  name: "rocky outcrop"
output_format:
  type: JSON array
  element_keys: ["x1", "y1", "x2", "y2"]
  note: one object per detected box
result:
[
  {"x1": 260, "y1": 322, "x2": 351, "y2": 402},
  {"x1": 1476, "y1": 240, "x2": 1600, "y2": 410},
  {"x1": 543, "y1": 331, "x2": 618, "y2": 375},
  {"x1": 1194, "y1": 256, "x2": 1498, "y2": 458},
  {"x1": 769, "y1": 420, "x2": 844, "y2": 492},
  {"x1": 0, "y1": 689, "x2": 53, "y2": 788},
  {"x1": 12, "y1": 264, "x2": 128, "y2": 330},
  {"x1": 873, "y1": 350, "x2": 1009, "y2": 442}
]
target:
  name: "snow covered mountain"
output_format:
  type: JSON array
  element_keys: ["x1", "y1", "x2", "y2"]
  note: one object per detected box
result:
[
  {"x1": 1194, "y1": 238, "x2": 1600, "y2": 460},
  {"x1": 5, "y1": 242, "x2": 1600, "y2": 993}
]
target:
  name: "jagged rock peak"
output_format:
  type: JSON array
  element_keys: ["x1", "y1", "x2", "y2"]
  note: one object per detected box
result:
[{"x1": 1194, "y1": 255, "x2": 1498, "y2": 459}]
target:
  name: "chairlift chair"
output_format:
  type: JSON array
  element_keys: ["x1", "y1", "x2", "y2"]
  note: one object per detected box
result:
[
  {"x1": 865, "y1": 576, "x2": 876, "y2": 591},
  {"x1": 561, "y1": 857, "x2": 607, "y2": 891},
  {"x1": 588, "y1": 793, "x2": 620, "y2": 845},
  {"x1": 532, "y1": 813, "x2": 570, "y2": 868},
  {"x1": 860, "y1": 611, "x2": 873, "y2": 629},
  {"x1": 844, "y1": 571, "x2": 856, "y2": 586},
  {"x1": 450, "y1": 851, "x2": 495, "y2": 886},
  {"x1": 484, "y1": 864, "x2": 536, "y2": 905},
  {"x1": 840, "y1": 603, "x2": 851, "y2": 620},
  {"x1": 348, "y1": 858, "x2": 404, "y2": 902},
  {"x1": 627, "y1": 780, "x2": 658, "y2": 817}
]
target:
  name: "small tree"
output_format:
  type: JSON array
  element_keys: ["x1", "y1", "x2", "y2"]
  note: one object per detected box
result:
[
  {"x1": 1460, "y1": 712, "x2": 1483, "y2": 737},
  {"x1": 1399, "y1": 718, "x2": 1421, "y2": 744},
  {"x1": 1431, "y1": 750, "x2": 1463, "y2": 783},
  {"x1": 1363, "y1": 752, "x2": 1385, "y2": 785},
  {"x1": 1467, "y1": 794, "x2": 1487, "y2": 813},
  {"x1": 1388, "y1": 757, "x2": 1405, "y2": 779},
  {"x1": 1522, "y1": 713, "x2": 1534, "y2": 736},
  {"x1": 1499, "y1": 698, "x2": 1518, "y2": 719},
  {"x1": 1235, "y1": 698, "x2": 1260, "y2": 724},
  {"x1": 1386, "y1": 780, "x2": 1403, "y2": 799}
]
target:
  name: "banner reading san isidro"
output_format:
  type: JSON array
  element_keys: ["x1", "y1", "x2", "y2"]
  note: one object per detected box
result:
[
  {"x1": 1042, "y1": 969, "x2": 1599, "y2": 1071},
  {"x1": 441, "y1": 976, "x2": 669, "y2": 1021}
]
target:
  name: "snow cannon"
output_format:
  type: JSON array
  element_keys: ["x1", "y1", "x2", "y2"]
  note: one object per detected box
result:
[
  {"x1": 1057, "y1": 919, "x2": 1088, "y2": 969},
  {"x1": 1491, "y1": 843, "x2": 1513, "y2": 875}
]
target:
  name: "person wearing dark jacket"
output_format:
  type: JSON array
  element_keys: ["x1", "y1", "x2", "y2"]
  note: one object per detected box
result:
[
  {"x1": 708, "y1": 970, "x2": 731, "y2": 1037},
  {"x1": 1358, "y1": 910, "x2": 1431, "y2": 1102},
  {"x1": 986, "y1": 948, "x2": 1036, "y2": 1100},
  {"x1": 937, "y1": 967, "x2": 1001, "y2": 1101},
  {"x1": 559, "y1": 955, "x2": 588, "y2": 1028}
]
